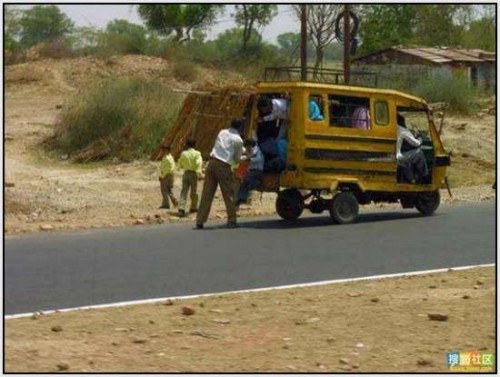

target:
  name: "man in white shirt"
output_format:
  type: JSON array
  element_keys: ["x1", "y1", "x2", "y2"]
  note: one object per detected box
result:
[
  {"x1": 256, "y1": 96, "x2": 288, "y2": 142},
  {"x1": 196, "y1": 118, "x2": 245, "y2": 229},
  {"x1": 396, "y1": 114, "x2": 429, "y2": 184}
]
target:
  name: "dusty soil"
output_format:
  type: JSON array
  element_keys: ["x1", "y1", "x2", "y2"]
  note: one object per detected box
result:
[
  {"x1": 3, "y1": 55, "x2": 496, "y2": 236},
  {"x1": 5, "y1": 266, "x2": 495, "y2": 373},
  {"x1": 3, "y1": 55, "x2": 497, "y2": 373}
]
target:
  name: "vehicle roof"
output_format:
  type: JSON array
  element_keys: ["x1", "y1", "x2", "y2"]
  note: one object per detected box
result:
[{"x1": 255, "y1": 81, "x2": 428, "y2": 107}]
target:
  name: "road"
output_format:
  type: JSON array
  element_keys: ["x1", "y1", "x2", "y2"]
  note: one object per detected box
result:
[{"x1": 5, "y1": 203, "x2": 496, "y2": 315}]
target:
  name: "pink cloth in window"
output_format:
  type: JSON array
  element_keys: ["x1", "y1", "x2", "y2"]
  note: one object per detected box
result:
[{"x1": 352, "y1": 107, "x2": 371, "y2": 130}]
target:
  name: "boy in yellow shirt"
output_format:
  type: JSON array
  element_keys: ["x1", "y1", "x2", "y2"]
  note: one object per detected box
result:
[
  {"x1": 177, "y1": 139, "x2": 203, "y2": 217},
  {"x1": 158, "y1": 145, "x2": 178, "y2": 209}
]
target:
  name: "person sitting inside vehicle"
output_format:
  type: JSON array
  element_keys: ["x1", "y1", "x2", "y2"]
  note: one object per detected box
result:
[
  {"x1": 264, "y1": 137, "x2": 287, "y2": 173},
  {"x1": 351, "y1": 106, "x2": 371, "y2": 130},
  {"x1": 309, "y1": 97, "x2": 324, "y2": 121},
  {"x1": 396, "y1": 113, "x2": 429, "y2": 184},
  {"x1": 236, "y1": 138, "x2": 264, "y2": 207}
]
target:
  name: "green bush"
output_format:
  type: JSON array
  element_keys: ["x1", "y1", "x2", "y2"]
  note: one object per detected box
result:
[
  {"x1": 411, "y1": 73, "x2": 480, "y2": 114},
  {"x1": 171, "y1": 56, "x2": 199, "y2": 82},
  {"x1": 52, "y1": 77, "x2": 182, "y2": 161}
]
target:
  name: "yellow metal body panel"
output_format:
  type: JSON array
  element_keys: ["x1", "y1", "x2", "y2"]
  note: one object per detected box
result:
[{"x1": 251, "y1": 81, "x2": 449, "y2": 194}]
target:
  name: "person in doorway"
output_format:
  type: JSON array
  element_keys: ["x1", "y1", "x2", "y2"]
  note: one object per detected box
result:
[
  {"x1": 196, "y1": 118, "x2": 245, "y2": 229},
  {"x1": 236, "y1": 138, "x2": 264, "y2": 207},
  {"x1": 158, "y1": 145, "x2": 178, "y2": 209},
  {"x1": 396, "y1": 113, "x2": 429, "y2": 184},
  {"x1": 256, "y1": 96, "x2": 288, "y2": 142},
  {"x1": 177, "y1": 139, "x2": 203, "y2": 217}
]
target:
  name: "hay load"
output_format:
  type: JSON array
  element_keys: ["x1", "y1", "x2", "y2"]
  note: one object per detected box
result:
[{"x1": 152, "y1": 85, "x2": 255, "y2": 160}]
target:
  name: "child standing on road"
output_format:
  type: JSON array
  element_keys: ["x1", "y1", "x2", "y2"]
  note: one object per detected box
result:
[
  {"x1": 158, "y1": 145, "x2": 178, "y2": 209},
  {"x1": 177, "y1": 139, "x2": 203, "y2": 217}
]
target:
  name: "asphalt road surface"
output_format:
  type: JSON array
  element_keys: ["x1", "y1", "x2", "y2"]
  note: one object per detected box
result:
[{"x1": 5, "y1": 202, "x2": 496, "y2": 315}]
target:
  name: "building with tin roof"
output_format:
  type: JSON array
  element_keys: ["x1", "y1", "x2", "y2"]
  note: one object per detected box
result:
[{"x1": 351, "y1": 46, "x2": 495, "y2": 92}]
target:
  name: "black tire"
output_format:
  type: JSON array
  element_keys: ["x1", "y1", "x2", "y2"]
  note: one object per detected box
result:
[
  {"x1": 415, "y1": 190, "x2": 440, "y2": 216},
  {"x1": 335, "y1": 10, "x2": 360, "y2": 42},
  {"x1": 330, "y1": 192, "x2": 359, "y2": 224},
  {"x1": 276, "y1": 189, "x2": 304, "y2": 221}
]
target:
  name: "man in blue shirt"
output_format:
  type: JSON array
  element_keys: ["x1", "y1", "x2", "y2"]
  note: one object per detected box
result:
[
  {"x1": 236, "y1": 139, "x2": 264, "y2": 207},
  {"x1": 309, "y1": 98, "x2": 324, "y2": 121}
]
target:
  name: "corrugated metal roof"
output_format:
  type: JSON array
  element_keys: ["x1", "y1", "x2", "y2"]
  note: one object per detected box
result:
[
  {"x1": 397, "y1": 48, "x2": 453, "y2": 63},
  {"x1": 399, "y1": 47, "x2": 484, "y2": 63},
  {"x1": 353, "y1": 46, "x2": 495, "y2": 65}
]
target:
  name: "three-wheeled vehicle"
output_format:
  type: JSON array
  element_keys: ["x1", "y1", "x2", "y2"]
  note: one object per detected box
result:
[{"x1": 244, "y1": 73, "x2": 451, "y2": 224}]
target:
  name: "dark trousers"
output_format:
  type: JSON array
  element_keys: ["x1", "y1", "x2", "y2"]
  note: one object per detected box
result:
[
  {"x1": 237, "y1": 170, "x2": 262, "y2": 203},
  {"x1": 197, "y1": 158, "x2": 237, "y2": 224},
  {"x1": 399, "y1": 148, "x2": 429, "y2": 183}
]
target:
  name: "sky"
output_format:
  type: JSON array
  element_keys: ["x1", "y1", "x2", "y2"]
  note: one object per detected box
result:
[{"x1": 12, "y1": 4, "x2": 300, "y2": 43}]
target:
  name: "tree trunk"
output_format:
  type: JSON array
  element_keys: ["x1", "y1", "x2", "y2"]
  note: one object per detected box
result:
[{"x1": 314, "y1": 46, "x2": 324, "y2": 78}]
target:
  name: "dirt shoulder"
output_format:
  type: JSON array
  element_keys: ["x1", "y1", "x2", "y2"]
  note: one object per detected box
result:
[
  {"x1": 5, "y1": 266, "x2": 495, "y2": 373},
  {"x1": 3, "y1": 56, "x2": 497, "y2": 373},
  {"x1": 4, "y1": 56, "x2": 497, "y2": 236}
]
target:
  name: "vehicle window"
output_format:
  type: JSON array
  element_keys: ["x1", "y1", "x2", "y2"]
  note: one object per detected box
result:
[
  {"x1": 328, "y1": 94, "x2": 371, "y2": 130},
  {"x1": 375, "y1": 101, "x2": 389, "y2": 125},
  {"x1": 309, "y1": 94, "x2": 324, "y2": 121}
]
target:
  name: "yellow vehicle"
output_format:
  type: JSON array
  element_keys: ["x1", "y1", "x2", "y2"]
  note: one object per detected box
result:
[{"x1": 246, "y1": 75, "x2": 451, "y2": 224}]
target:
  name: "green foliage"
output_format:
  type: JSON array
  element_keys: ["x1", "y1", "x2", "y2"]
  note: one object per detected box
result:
[
  {"x1": 5, "y1": 6, "x2": 23, "y2": 52},
  {"x1": 97, "y1": 19, "x2": 149, "y2": 55},
  {"x1": 68, "y1": 26, "x2": 102, "y2": 54},
  {"x1": 358, "y1": 5, "x2": 416, "y2": 55},
  {"x1": 137, "y1": 4, "x2": 224, "y2": 43},
  {"x1": 411, "y1": 4, "x2": 465, "y2": 47},
  {"x1": 52, "y1": 77, "x2": 182, "y2": 161},
  {"x1": 412, "y1": 73, "x2": 479, "y2": 114},
  {"x1": 171, "y1": 52, "x2": 199, "y2": 82},
  {"x1": 358, "y1": 4, "x2": 487, "y2": 54},
  {"x1": 461, "y1": 16, "x2": 496, "y2": 51},
  {"x1": 276, "y1": 32, "x2": 300, "y2": 57},
  {"x1": 178, "y1": 27, "x2": 289, "y2": 79},
  {"x1": 234, "y1": 5, "x2": 277, "y2": 51},
  {"x1": 19, "y1": 5, "x2": 74, "y2": 49}
]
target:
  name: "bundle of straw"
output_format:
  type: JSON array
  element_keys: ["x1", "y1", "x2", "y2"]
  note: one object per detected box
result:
[{"x1": 152, "y1": 85, "x2": 255, "y2": 160}]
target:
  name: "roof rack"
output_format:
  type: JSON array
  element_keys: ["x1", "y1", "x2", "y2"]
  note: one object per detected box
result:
[{"x1": 263, "y1": 67, "x2": 378, "y2": 88}]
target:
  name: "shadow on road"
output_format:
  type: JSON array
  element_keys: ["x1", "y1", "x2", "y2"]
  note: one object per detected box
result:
[{"x1": 240, "y1": 210, "x2": 430, "y2": 230}]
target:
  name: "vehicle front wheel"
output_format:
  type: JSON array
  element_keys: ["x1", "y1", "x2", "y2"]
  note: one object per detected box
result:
[
  {"x1": 330, "y1": 192, "x2": 359, "y2": 224},
  {"x1": 415, "y1": 190, "x2": 440, "y2": 216},
  {"x1": 276, "y1": 189, "x2": 304, "y2": 221}
]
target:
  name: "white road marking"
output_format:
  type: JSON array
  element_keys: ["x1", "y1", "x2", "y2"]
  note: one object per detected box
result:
[{"x1": 5, "y1": 263, "x2": 495, "y2": 320}]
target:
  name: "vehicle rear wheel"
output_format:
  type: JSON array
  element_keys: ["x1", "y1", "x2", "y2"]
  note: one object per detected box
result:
[
  {"x1": 330, "y1": 192, "x2": 359, "y2": 224},
  {"x1": 415, "y1": 190, "x2": 440, "y2": 216},
  {"x1": 276, "y1": 189, "x2": 304, "y2": 221}
]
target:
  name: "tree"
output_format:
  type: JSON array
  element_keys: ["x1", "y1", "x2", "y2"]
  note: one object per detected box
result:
[
  {"x1": 292, "y1": 5, "x2": 343, "y2": 73},
  {"x1": 100, "y1": 19, "x2": 148, "y2": 54},
  {"x1": 358, "y1": 4, "x2": 480, "y2": 54},
  {"x1": 276, "y1": 32, "x2": 300, "y2": 59},
  {"x1": 19, "y1": 5, "x2": 74, "y2": 49},
  {"x1": 461, "y1": 15, "x2": 496, "y2": 51},
  {"x1": 233, "y1": 5, "x2": 277, "y2": 51},
  {"x1": 67, "y1": 26, "x2": 101, "y2": 54},
  {"x1": 137, "y1": 4, "x2": 223, "y2": 44},
  {"x1": 410, "y1": 4, "x2": 467, "y2": 47},
  {"x1": 358, "y1": 5, "x2": 416, "y2": 55},
  {"x1": 4, "y1": 5, "x2": 23, "y2": 51}
]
